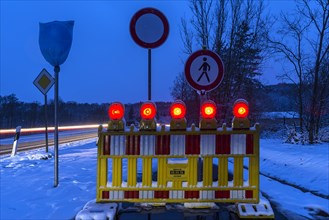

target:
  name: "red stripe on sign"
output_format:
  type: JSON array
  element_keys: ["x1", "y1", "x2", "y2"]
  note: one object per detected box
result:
[
  {"x1": 126, "y1": 135, "x2": 140, "y2": 155},
  {"x1": 156, "y1": 135, "x2": 170, "y2": 155},
  {"x1": 245, "y1": 190, "x2": 253, "y2": 198},
  {"x1": 103, "y1": 135, "x2": 111, "y2": 155},
  {"x1": 102, "y1": 191, "x2": 109, "y2": 199},
  {"x1": 216, "y1": 134, "x2": 231, "y2": 154},
  {"x1": 185, "y1": 135, "x2": 200, "y2": 155},
  {"x1": 185, "y1": 191, "x2": 199, "y2": 199},
  {"x1": 246, "y1": 134, "x2": 254, "y2": 154},
  {"x1": 215, "y1": 190, "x2": 230, "y2": 198}
]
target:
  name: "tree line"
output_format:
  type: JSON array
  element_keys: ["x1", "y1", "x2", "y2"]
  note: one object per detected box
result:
[{"x1": 0, "y1": 94, "x2": 108, "y2": 129}]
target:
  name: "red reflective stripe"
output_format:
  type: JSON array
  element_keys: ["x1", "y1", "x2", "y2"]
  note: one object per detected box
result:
[
  {"x1": 126, "y1": 135, "x2": 131, "y2": 155},
  {"x1": 156, "y1": 135, "x2": 170, "y2": 155},
  {"x1": 164, "y1": 135, "x2": 170, "y2": 154},
  {"x1": 245, "y1": 190, "x2": 253, "y2": 198},
  {"x1": 102, "y1": 191, "x2": 109, "y2": 199},
  {"x1": 216, "y1": 134, "x2": 231, "y2": 154},
  {"x1": 126, "y1": 135, "x2": 140, "y2": 155},
  {"x1": 156, "y1": 135, "x2": 162, "y2": 155},
  {"x1": 185, "y1": 191, "x2": 199, "y2": 199},
  {"x1": 124, "y1": 191, "x2": 139, "y2": 199},
  {"x1": 103, "y1": 135, "x2": 110, "y2": 155},
  {"x1": 246, "y1": 134, "x2": 253, "y2": 154},
  {"x1": 185, "y1": 135, "x2": 200, "y2": 155},
  {"x1": 215, "y1": 190, "x2": 230, "y2": 198},
  {"x1": 155, "y1": 191, "x2": 169, "y2": 199}
]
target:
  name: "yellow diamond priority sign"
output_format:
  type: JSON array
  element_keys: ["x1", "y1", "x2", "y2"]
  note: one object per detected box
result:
[{"x1": 33, "y1": 68, "x2": 54, "y2": 95}]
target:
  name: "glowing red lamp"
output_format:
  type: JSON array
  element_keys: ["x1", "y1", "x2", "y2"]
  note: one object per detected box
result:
[
  {"x1": 233, "y1": 99, "x2": 249, "y2": 118},
  {"x1": 108, "y1": 102, "x2": 125, "y2": 120},
  {"x1": 140, "y1": 102, "x2": 156, "y2": 120},
  {"x1": 170, "y1": 101, "x2": 186, "y2": 119},
  {"x1": 201, "y1": 101, "x2": 217, "y2": 119}
]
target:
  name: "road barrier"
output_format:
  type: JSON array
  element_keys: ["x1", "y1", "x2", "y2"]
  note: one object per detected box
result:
[{"x1": 96, "y1": 123, "x2": 260, "y2": 204}]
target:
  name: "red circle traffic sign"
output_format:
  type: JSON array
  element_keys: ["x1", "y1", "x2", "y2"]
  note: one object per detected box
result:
[
  {"x1": 184, "y1": 49, "x2": 224, "y2": 92},
  {"x1": 130, "y1": 8, "x2": 169, "y2": 49}
]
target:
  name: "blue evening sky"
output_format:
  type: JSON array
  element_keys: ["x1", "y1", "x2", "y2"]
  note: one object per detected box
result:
[{"x1": 1, "y1": 0, "x2": 295, "y2": 104}]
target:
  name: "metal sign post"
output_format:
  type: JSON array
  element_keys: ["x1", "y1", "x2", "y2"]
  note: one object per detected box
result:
[
  {"x1": 44, "y1": 94, "x2": 49, "y2": 152},
  {"x1": 130, "y1": 7, "x2": 169, "y2": 100},
  {"x1": 39, "y1": 20, "x2": 74, "y2": 187},
  {"x1": 33, "y1": 68, "x2": 55, "y2": 153}
]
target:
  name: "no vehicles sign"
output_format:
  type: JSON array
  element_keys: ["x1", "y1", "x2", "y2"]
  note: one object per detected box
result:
[{"x1": 184, "y1": 50, "x2": 224, "y2": 92}]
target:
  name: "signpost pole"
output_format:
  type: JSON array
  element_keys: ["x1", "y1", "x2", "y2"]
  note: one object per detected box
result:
[
  {"x1": 148, "y1": 48, "x2": 151, "y2": 100},
  {"x1": 44, "y1": 94, "x2": 49, "y2": 153},
  {"x1": 54, "y1": 65, "x2": 60, "y2": 187}
]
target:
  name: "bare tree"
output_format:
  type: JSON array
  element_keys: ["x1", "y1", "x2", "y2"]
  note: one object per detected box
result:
[
  {"x1": 269, "y1": 0, "x2": 329, "y2": 143},
  {"x1": 267, "y1": 14, "x2": 310, "y2": 143}
]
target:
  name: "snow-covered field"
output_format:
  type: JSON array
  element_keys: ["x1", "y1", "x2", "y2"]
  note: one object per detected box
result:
[{"x1": 0, "y1": 138, "x2": 328, "y2": 219}]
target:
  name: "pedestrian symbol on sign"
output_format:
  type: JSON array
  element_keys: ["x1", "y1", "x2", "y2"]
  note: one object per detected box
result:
[
  {"x1": 184, "y1": 49, "x2": 224, "y2": 92},
  {"x1": 197, "y1": 57, "x2": 211, "y2": 82}
]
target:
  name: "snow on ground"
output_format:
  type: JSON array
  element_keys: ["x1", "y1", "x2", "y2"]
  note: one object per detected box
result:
[
  {"x1": 0, "y1": 138, "x2": 328, "y2": 219},
  {"x1": 259, "y1": 139, "x2": 329, "y2": 197}
]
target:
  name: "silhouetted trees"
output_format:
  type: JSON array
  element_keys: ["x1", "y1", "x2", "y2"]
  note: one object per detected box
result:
[{"x1": 0, "y1": 94, "x2": 109, "y2": 129}]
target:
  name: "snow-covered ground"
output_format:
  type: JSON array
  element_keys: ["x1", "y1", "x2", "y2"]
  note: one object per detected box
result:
[{"x1": 0, "y1": 138, "x2": 328, "y2": 219}]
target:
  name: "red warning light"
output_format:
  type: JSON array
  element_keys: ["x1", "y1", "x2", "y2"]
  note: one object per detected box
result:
[
  {"x1": 108, "y1": 102, "x2": 125, "y2": 120},
  {"x1": 233, "y1": 99, "x2": 249, "y2": 118},
  {"x1": 170, "y1": 101, "x2": 186, "y2": 119},
  {"x1": 140, "y1": 102, "x2": 157, "y2": 120},
  {"x1": 201, "y1": 101, "x2": 217, "y2": 119}
]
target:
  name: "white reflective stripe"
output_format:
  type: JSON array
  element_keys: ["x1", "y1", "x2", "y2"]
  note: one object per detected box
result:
[
  {"x1": 200, "y1": 191, "x2": 215, "y2": 199},
  {"x1": 200, "y1": 134, "x2": 216, "y2": 155},
  {"x1": 140, "y1": 135, "x2": 155, "y2": 155},
  {"x1": 110, "y1": 191, "x2": 124, "y2": 199},
  {"x1": 119, "y1": 136, "x2": 125, "y2": 155},
  {"x1": 169, "y1": 190, "x2": 184, "y2": 199},
  {"x1": 231, "y1": 134, "x2": 246, "y2": 154},
  {"x1": 170, "y1": 135, "x2": 185, "y2": 155},
  {"x1": 110, "y1": 135, "x2": 125, "y2": 155},
  {"x1": 139, "y1": 191, "x2": 154, "y2": 199},
  {"x1": 230, "y1": 190, "x2": 245, "y2": 199}
]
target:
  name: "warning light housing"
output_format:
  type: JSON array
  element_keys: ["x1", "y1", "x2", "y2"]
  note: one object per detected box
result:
[
  {"x1": 233, "y1": 100, "x2": 249, "y2": 118},
  {"x1": 232, "y1": 99, "x2": 250, "y2": 130},
  {"x1": 170, "y1": 101, "x2": 186, "y2": 119},
  {"x1": 140, "y1": 102, "x2": 157, "y2": 120},
  {"x1": 107, "y1": 102, "x2": 125, "y2": 131},
  {"x1": 200, "y1": 100, "x2": 217, "y2": 130},
  {"x1": 140, "y1": 102, "x2": 157, "y2": 131},
  {"x1": 108, "y1": 102, "x2": 125, "y2": 120},
  {"x1": 170, "y1": 100, "x2": 187, "y2": 130},
  {"x1": 201, "y1": 101, "x2": 217, "y2": 119}
]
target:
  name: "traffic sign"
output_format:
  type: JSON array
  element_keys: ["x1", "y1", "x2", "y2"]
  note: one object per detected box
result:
[
  {"x1": 130, "y1": 7, "x2": 169, "y2": 49},
  {"x1": 33, "y1": 68, "x2": 54, "y2": 95},
  {"x1": 184, "y1": 49, "x2": 224, "y2": 92}
]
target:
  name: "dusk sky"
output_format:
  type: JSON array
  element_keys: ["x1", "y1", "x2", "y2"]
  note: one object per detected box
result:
[{"x1": 1, "y1": 0, "x2": 295, "y2": 104}]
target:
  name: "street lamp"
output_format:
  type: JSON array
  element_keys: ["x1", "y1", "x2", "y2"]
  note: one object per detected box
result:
[{"x1": 39, "y1": 20, "x2": 74, "y2": 187}]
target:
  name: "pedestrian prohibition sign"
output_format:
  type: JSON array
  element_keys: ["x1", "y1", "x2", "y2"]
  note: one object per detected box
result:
[{"x1": 184, "y1": 49, "x2": 224, "y2": 92}]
